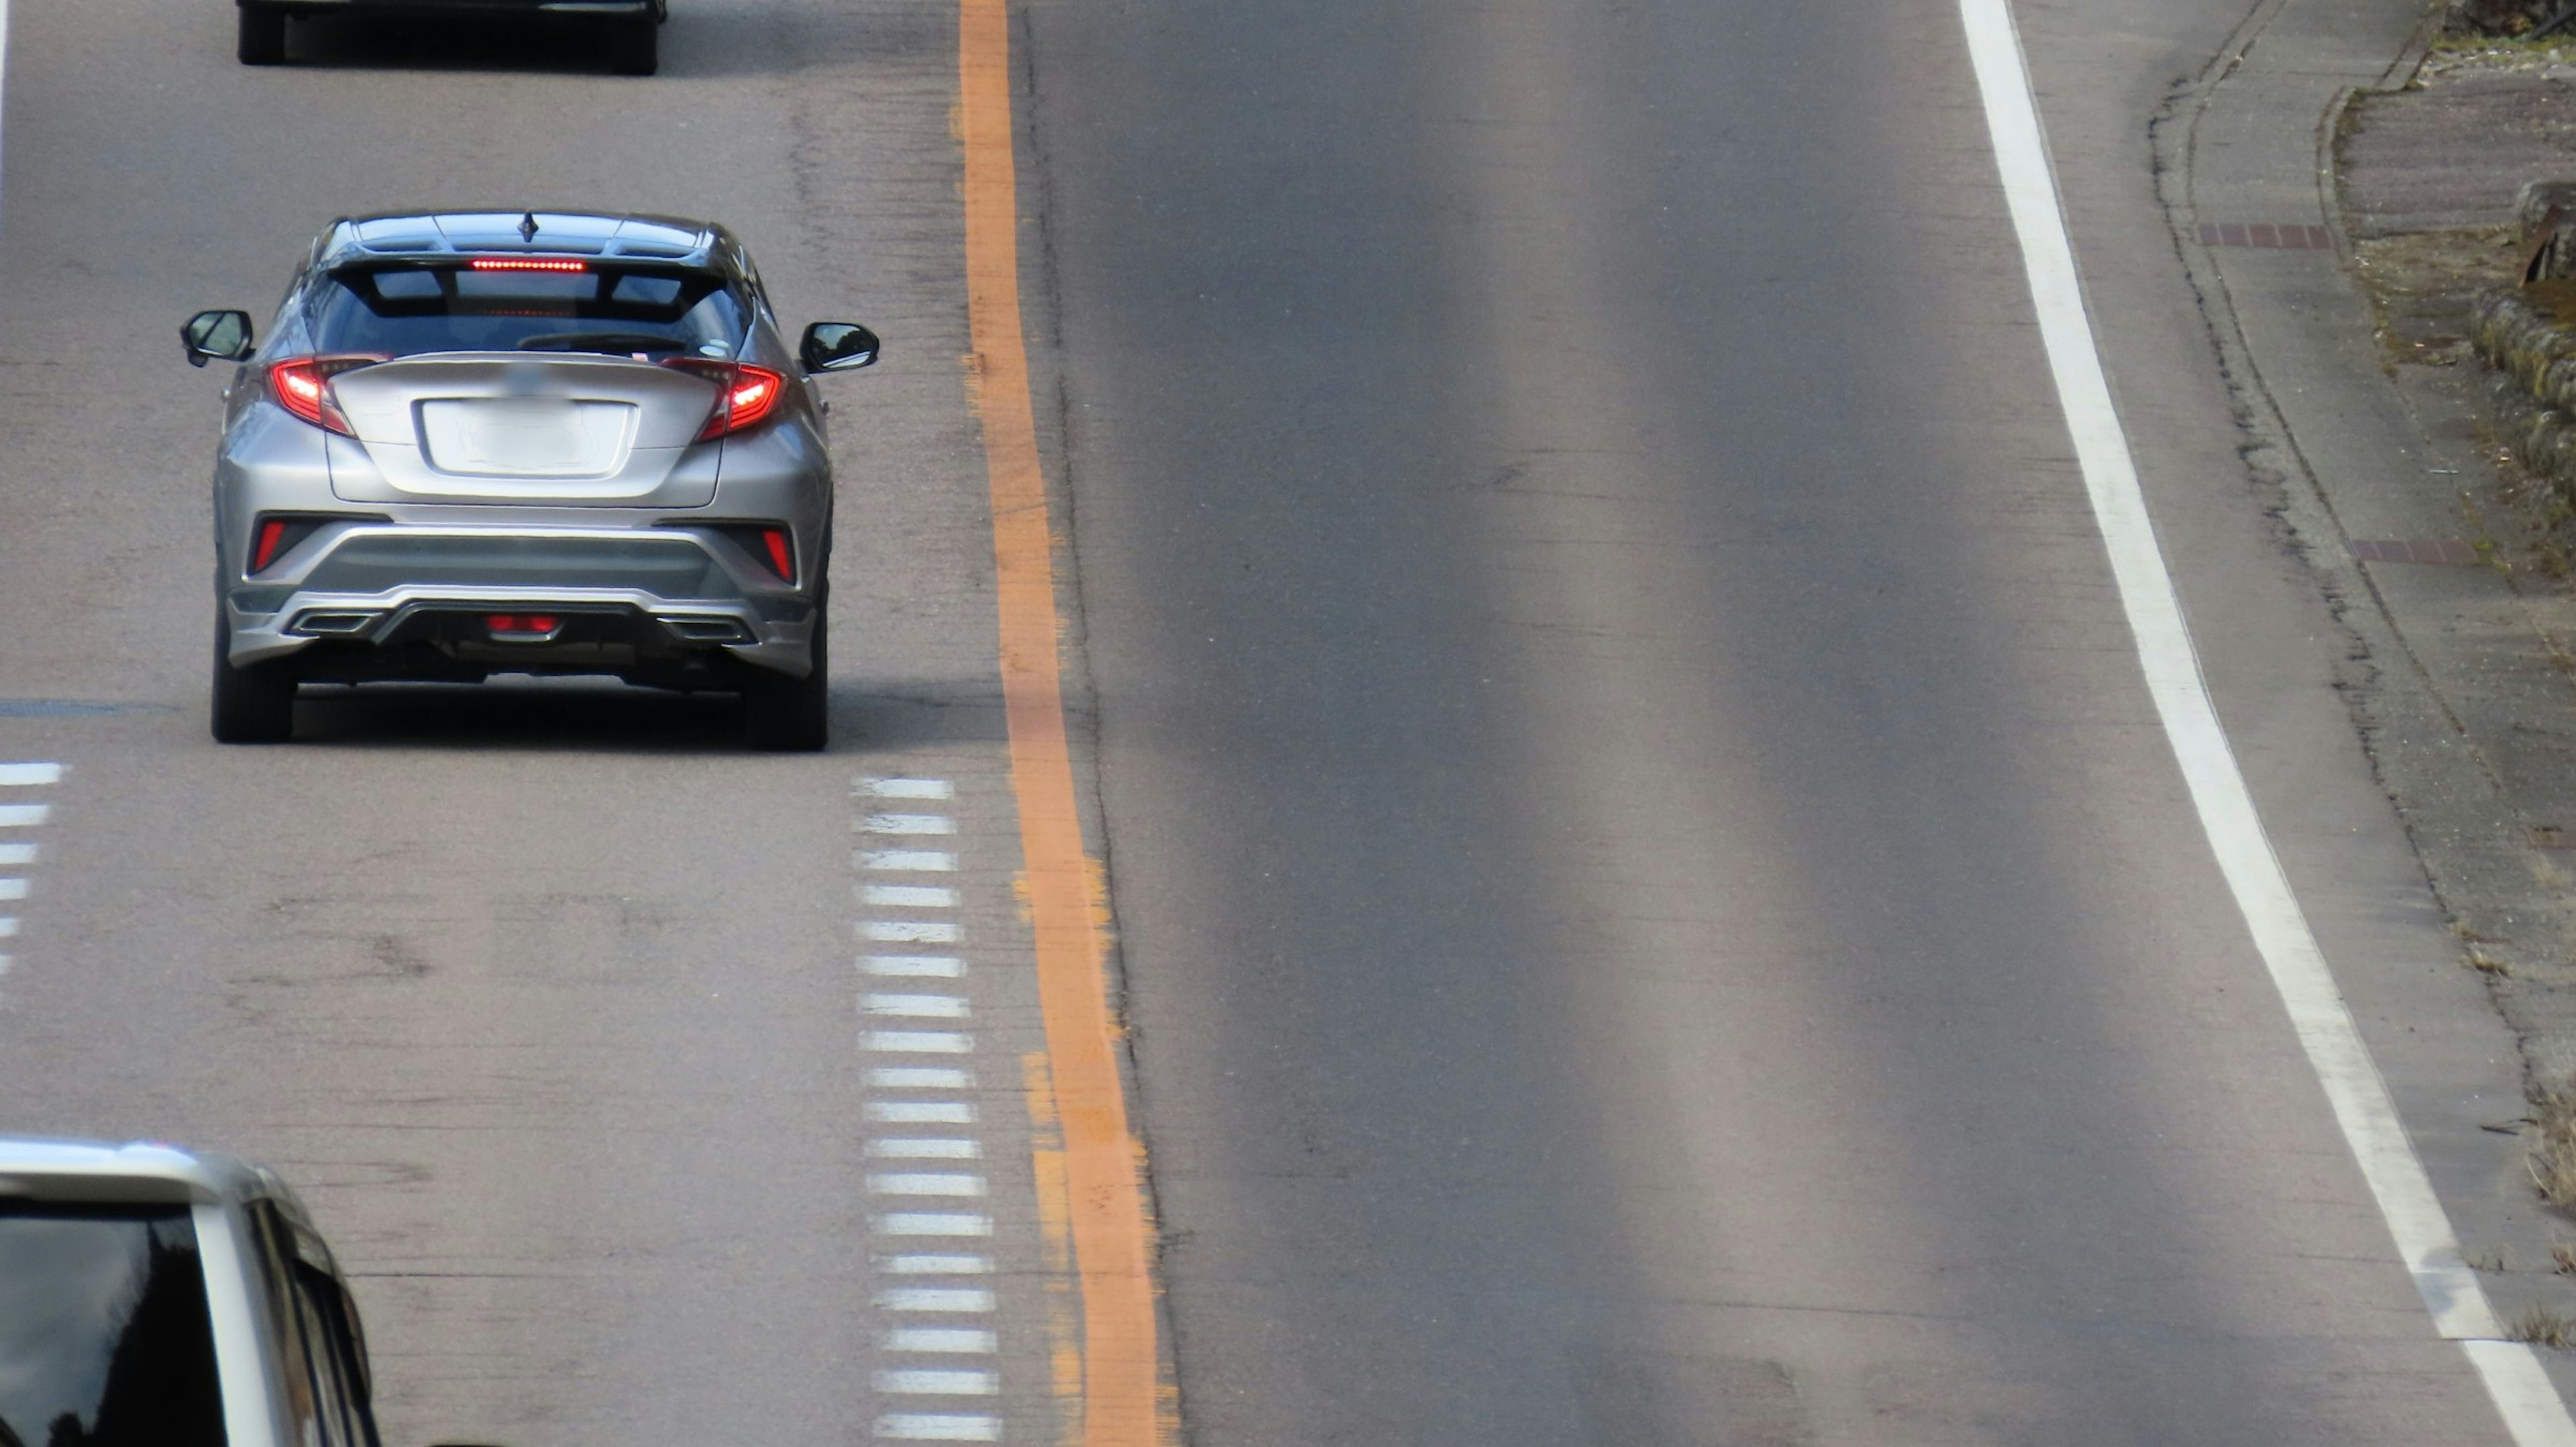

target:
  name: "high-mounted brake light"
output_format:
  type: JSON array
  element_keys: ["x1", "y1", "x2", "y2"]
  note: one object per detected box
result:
[
  {"x1": 469, "y1": 257, "x2": 588, "y2": 273},
  {"x1": 662, "y1": 360, "x2": 789, "y2": 441},
  {"x1": 266, "y1": 356, "x2": 379, "y2": 435}
]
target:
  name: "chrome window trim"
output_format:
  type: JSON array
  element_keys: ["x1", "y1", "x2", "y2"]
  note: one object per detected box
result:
[{"x1": 197, "y1": 1199, "x2": 288, "y2": 1447}]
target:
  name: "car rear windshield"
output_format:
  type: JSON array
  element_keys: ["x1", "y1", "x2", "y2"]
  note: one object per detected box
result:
[
  {"x1": 0, "y1": 1203, "x2": 226, "y2": 1447},
  {"x1": 307, "y1": 261, "x2": 751, "y2": 360}
]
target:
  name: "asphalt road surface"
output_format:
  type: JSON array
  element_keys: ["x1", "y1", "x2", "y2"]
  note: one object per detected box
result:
[{"x1": 0, "y1": 0, "x2": 2557, "y2": 1444}]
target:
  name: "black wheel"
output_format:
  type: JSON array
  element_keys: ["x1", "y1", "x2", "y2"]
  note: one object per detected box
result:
[
  {"x1": 211, "y1": 613, "x2": 297, "y2": 744},
  {"x1": 608, "y1": 16, "x2": 658, "y2": 75},
  {"x1": 237, "y1": 5, "x2": 287, "y2": 65},
  {"x1": 743, "y1": 610, "x2": 827, "y2": 752}
]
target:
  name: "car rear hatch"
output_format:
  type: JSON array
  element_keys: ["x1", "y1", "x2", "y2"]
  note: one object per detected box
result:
[{"x1": 326, "y1": 354, "x2": 721, "y2": 506}]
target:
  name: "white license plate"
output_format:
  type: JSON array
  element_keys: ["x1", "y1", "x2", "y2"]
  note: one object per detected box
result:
[{"x1": 419, "y1": 398, "x2": 637, "y2": 478}]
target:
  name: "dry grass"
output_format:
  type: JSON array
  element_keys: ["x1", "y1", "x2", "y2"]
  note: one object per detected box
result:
[
  {"x1": 2551, "y1": 1240, "x2": 2576, "y2": 1275},
  {"x1": 2512, "y1": 1302, "x2": 2574, "y2": 1349},
  {"x1": 2532, "y1": 1076, "x2": 2576, "y2": 1211}
]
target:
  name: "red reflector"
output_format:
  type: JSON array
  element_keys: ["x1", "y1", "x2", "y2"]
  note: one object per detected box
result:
[
  {"x1": 486, "y1": 614, "x2": 561, "y2": 637},
  {"x1": 760, "y1": 529, "x2": 793, "y2": 582},
  {"x1": 528, "y1": 615, "x2": 559, "y2": 633},
  {"x1": 470, "y1": 257, "x2": 588, "y2": 272},
  {"x1": 251, "y1": 519, "x2": 288, "y2": 572}
]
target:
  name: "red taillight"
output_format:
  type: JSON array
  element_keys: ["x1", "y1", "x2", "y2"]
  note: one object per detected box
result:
[
  {"x1": 266, "y1": 356, "x2": 379, "y2": 435},
  {"x1": 252, "y1": 519, "x2": 288, "y2": 572},
  {"x1": 470, "y1": 257, "x2": 588, "y2": 272},
  {"x1": 663, "y1": 360, "x2": 789, "y2": 441},
  {"x1": 760, "y1": 527, "x2": 794, "y2": 582},
  {"x1": 486, "y1": 614, "x2": 561, "y2": 637}
]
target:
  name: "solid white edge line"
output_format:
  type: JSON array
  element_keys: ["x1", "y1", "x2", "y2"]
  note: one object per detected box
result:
[{"x1": 1956, "y1": 1, "x2": 2576, "y2": 1441}]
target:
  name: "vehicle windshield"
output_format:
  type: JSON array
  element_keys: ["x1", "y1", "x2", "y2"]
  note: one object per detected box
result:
[
  {"x1": 0, "y1": 1203, "x2": 226, "y2": 1447},
  {"x1": 306, "y1": 262, "x2": 749, "y2": 360}
]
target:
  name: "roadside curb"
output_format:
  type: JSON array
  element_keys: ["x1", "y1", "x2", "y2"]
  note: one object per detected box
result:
[{"x1": 2156, "y1": 0, "x2": 2576, "y2": 1393}]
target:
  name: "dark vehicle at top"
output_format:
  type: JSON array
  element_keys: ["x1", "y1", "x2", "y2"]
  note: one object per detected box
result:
[
  {"x1": 236, "y1": 0, "x2": 669, "y2": 76},
  {"x1": 184, "y1": 209, "x2": 881, "y2": 749}
]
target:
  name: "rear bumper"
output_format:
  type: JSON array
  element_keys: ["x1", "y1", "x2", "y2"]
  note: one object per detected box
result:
[{"x1": 223, "y1": 524, "x2": 819, "y2": 683}]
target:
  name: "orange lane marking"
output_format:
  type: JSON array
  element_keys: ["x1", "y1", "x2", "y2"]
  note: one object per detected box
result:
[{"x1": 959, "y1": 2, "x2": 1167, "y2": 1444}]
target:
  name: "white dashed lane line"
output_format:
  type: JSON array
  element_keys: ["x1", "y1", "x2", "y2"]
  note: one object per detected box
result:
[
  {"x1": 0, "y1": 762, "x2": 63, "y2": 976},
  {"x1": 857, "y1": 775, "x2": 1003, "y2": 1444}
]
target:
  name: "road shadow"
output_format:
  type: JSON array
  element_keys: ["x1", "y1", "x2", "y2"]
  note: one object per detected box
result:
[
  {"x1": 285, "y1": 674, "x2": 1004, "y2": 753},
  {"x1": 291, "y1": 678, "x2": 741, "y2": 753}
]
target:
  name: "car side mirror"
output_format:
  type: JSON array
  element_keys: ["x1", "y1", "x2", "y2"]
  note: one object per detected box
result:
[
  {"x1": 183, "y1": 310, "x2": 255, "y2": 368},
  {"x1": 799, "y1": 321, "x2": 880, "y2": 375}
]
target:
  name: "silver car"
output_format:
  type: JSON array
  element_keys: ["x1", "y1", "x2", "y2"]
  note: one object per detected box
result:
[
  {"x1": 185, "y1": 210, "x2": 878, "y2": 750},
  {"x1": 0, "y1": 1136, "x2": 404, "y2": 1447}
]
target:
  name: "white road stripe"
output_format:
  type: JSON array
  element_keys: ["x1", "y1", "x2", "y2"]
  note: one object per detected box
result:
[
  {"x1": 864, "y1": 1030, "x2": 974, "y2": 1055},
  {"x1": 0, "y1": 881, "x2": 24, "y2": 902},
  {"x1": 861, "y1": 778, "x2": 955, "y2": 800},
  {"x1": 866, "y1": 955, "x2": 965, "y2": 979},
  {"x1": 877, "y1": 1370, "x2": 999, "y2": 1396},
  {"x1": 877, "y1": 1287, "x2": 996, "y2": 1312},
  {"x1": 0, "y1": 919, "x2": 17, "y2": 939},
  {"x1": 869, "y1": 1067, "x2": 974, "y2": 1089},
  {"x1": 864, "y1": 814, "x2": 957, "y2": 836},
  {"x1": 863, "y1": 883, "x2": 961, "y2": 908},
  {"x1": 1959, "y1": 3, "x2": 2576, "y2": 1441},
  {"x1": 882, "y1": 1254, "x2": 993, "y2": 1274},
  {"x1": 867, "y1": 994, "x2": 970, "y2": 1020},
  {"x1": 869, "y1": 1138, "x2": 983, "y2": 1159},
  {"x1": 0, "y1": 844, "x2": 33, "y2": 865},
  {"x1": 885, "y1": 1328, "x2": 999, "y2": 1353},
  {"x1": 874, "y1": 1413, "x2": 999, "y2": 1442},
  {"x1": 862, "y1": 851, "x2": 959, "y2": 872},
  {"x1": 0, "y1": 805, "x2": 50, "y2": 827},
  {"x1": 850, "y1": 777, "x2": 1008, "y2": 1421},
  {"x1": 867, "y1": 1174, "x2": 987, "y2": 1197},
  {"x1": 869, "y1": 1101, "x2": 977, "y2": 1124},
  {"x1": 0, "y1": 764, "x2": 60, "y2": 787},
  {"x1": 865, "y1": 920, "x2": 961, "y2": 944},
  {"x1": 875, "y1": 1213, "x2": 994, "y2": 1237}
]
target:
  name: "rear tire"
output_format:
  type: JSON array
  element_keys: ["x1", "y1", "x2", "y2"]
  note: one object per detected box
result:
[
  {"x1": 608, "y1": 16, "x2": 658, "y2": 75},
  {"x1": 743, "y1": 610, "x2": 827, "y2": 752},
  {"x1": 237, "y1": 5, "x2": 287, "y2": 65},
  {"x1": 211, "y1": 614, "x2": 298, "y2": 744}
]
